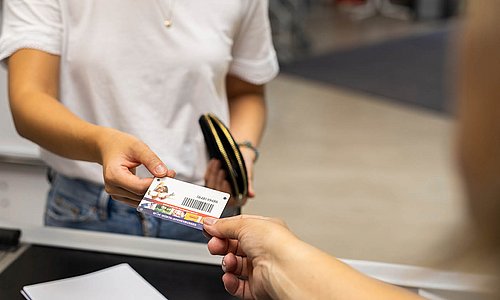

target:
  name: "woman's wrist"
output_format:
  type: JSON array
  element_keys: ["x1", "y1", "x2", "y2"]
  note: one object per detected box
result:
[
  {"x1": 268, "y1": 236, "x2": 315, "y2": 299},
  {"x1": 94, "y1": 127, "x2": 126, "y2": 165},
  {"x1": 238, "y1": 140, "x2": 259, "y2": 162}
]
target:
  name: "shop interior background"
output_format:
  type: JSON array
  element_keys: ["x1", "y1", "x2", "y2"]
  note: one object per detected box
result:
[{"x1": 0, "y1": 0, "x2": 466, "y2": 267}]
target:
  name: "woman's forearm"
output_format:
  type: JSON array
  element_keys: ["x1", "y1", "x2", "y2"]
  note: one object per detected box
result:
[
  {"x1": 227, "y1": 75, "x2": 267, "y2": 147},
  {"x1": 8, "y1": 49, "x2": 108, "y2": 164}
]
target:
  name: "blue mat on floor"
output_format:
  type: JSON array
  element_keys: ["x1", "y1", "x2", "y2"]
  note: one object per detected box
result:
[{"x1": 281, "y1": 29, "x2": 454, "y2": 113}]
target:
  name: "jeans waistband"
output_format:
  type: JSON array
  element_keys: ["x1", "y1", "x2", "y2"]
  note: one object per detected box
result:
[{"x1": 47, "y1": 168, "x2": 110, "y2": 221}]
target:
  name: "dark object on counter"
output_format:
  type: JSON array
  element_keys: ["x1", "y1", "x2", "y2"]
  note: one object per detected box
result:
[{"x1": 0, "y1": 228, "x2": 21, "y2": 251}]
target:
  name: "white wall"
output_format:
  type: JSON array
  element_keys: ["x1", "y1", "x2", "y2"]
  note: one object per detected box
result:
[
  {"x1": 0, "y1": 63, "x2": 48, "y2": 226},
  {"x1": 0, "y1": 67, "x2": 40, "y2": 158},
  {"x1": 0, "y1": 163, "x2": 48, "y2": 226}
]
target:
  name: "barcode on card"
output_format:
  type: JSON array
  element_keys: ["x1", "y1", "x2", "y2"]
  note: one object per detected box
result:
[{"x1": 181, "y1": 197, "x2": 214, "y2": 213}]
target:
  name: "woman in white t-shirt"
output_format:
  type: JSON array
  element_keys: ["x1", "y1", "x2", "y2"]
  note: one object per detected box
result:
[{"x1": 0, "y1": 0, "x2": 279, "y2": 242}]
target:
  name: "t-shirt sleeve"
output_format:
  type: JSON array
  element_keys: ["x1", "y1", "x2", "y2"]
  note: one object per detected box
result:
[
  {"x1": 228, "y1": 0, "x2": 279, "y2": 85},
  {"x1": 0, "y1": 0, "x2": 62, "y2": 61}
]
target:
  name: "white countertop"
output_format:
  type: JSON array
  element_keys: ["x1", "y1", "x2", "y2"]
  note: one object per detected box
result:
[{"x1": 0, "y1": 220, "x2": 495, "y2": 299}]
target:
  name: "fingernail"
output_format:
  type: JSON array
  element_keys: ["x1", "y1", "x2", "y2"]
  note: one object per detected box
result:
[
  {"x1": 222, "y1": 257, "x2": 227, "y2": 272},
  {"x1": 155, "y1": 164, "x2": 167, "y2": 175},
  {"x1": 202, "y1": 229, "x2": 212, "y2": 240},
  {"x1": 203, "y1": 217, "x2": 217, "y2": 225}
]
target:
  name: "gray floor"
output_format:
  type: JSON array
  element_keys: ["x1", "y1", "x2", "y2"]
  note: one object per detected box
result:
[{"x1": 242, "y1": 5, "x2": 467, "y2": 267}]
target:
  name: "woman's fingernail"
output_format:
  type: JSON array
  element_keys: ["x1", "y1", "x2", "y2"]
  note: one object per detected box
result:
[
  {"x1": 155, "y1": 164, "x2": 167, "y2": 175},
  {"x1": 222, "y1": 257, "x2": 227, "y2": 272},
  {"x1": 203, "y1": 217, "x2": 217, "y2": 225}
]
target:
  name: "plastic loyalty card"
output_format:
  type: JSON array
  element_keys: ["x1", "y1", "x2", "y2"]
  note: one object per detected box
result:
[{"x1": 137, "y1": 177, "x2": 230, "y2": 230}]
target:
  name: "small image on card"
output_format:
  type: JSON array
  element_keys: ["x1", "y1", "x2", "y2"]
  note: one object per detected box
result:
[{"x1": 137, "y1": 177, "x2": 230, "y2": 230}]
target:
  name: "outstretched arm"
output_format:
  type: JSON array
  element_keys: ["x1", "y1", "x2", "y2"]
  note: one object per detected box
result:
[
  {"x1": 457, "y1": 1, "x2": 500, "y2": 246},
  {"x1": 8, "y1": 49, "x2": 174, "y2": 206},
  {"x1": 204, "y1": 215, "x2": 423, "y2": 300}
]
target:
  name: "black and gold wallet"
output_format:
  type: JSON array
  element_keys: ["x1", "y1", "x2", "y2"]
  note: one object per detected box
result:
[{"x1": 199, "y1": 113, "x2": 248, "y2": 203}]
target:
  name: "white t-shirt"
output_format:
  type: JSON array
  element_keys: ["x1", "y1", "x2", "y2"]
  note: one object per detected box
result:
[{"x1": 0, "y1": 0, "x2": 279, "y2": 185}]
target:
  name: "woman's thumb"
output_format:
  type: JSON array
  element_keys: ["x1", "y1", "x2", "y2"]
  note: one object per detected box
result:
[{"x1": 136, "y1": 144, "x2": 168, "y2": 177}]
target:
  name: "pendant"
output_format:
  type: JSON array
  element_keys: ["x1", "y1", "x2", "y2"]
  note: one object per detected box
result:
[{"x1": 164, "y1": 20, "x2": 172, "y2": 27}]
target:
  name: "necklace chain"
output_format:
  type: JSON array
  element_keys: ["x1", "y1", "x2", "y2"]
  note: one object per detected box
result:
[{"x1": 157, "y1": 0, "x2": 176, "y2": 28}]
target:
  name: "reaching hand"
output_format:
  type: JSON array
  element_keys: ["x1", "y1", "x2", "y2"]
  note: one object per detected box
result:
[
  {"x1": 98, "y1": 128, "x2": 175, "y2": 206},
  {"x1": 204, "y1": 215, "x2": 425, "y2": 300},
  {"x1": 203, "y1": 215, "x2": 296, "y2": 299}
]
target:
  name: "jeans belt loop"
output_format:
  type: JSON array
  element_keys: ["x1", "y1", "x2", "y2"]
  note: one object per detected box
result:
[
  {"x1": 46, "y1": 167, "x2": 56, "y2": 184},
  {"x1": 97, "y1": 188, "x2": 110, "y2": 221}
]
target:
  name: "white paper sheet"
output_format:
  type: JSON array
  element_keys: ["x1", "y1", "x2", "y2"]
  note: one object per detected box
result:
[{"x1": 21, "y1": 263, "x2": 167, "y2": 300}]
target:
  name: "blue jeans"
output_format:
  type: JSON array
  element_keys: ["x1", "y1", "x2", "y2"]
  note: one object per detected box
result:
[{"x1": 44, "y1": 170, "x2": 239, "y2": 243}]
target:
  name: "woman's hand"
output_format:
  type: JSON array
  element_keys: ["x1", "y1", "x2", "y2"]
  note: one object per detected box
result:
[
  {"x1": 97, "y1": 128, "x2": 175, "y2": 206},
  {"x1": 204, "y1": 159, "x2": 237, "y2": 205},
  {"x1": 8, "y1": 49, "x2": 174, "y2": 208},
  {"x1": 204, "y1": 156, "x2": 255, "y2": 207}
]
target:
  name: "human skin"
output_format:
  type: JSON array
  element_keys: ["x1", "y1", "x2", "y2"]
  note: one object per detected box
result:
[
  {"x1": 203, "y1": 1, "x2": 500, "y2": 298},
  {"x1": 203, "y1": 215, "x2": 423, "y2": 300},
  {"x1": 7, "y1": 49, "x2": 264, "y2": 207},
  {"x1": 204, "y1": 75, "x2": 267, "y2": 207},
  {"x1": 457, "y1": 0, "x2": 500, "y2": 252}
]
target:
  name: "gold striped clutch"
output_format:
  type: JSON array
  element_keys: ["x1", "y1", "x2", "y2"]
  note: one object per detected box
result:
[{"x1": 199, "y1": 113, "x2": 248, "y2": 204}]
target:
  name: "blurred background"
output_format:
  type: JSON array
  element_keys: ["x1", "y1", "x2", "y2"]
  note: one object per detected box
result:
[
  {"x1": 0, "y1": 0, "x2": 467, "y2": 268},
  {"x1": 244, "y1": 0, "x2": 467, "y2": 267}
]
